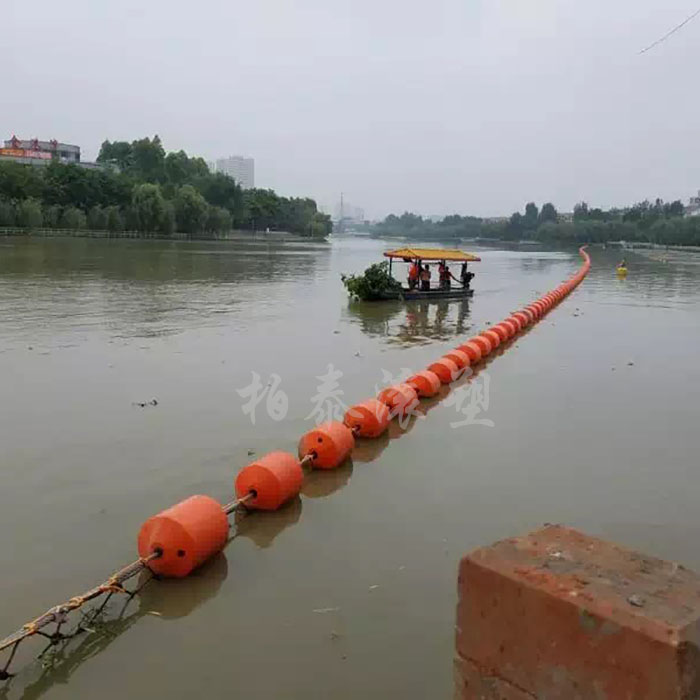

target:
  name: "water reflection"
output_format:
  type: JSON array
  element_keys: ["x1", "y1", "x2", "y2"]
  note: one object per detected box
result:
[
  {"x1": 387, "y1": 414, "x2": 419, "y2": 439},
  {"x1": 138, "y1": 553, "x2": 229, "y2": 619},
  {"x1": 345, "y1": 298, "x2": 472, "y2": 345},
  {"x1": 0, "y1": 238, "x2": 326, "y2": 283},
  {"x1": 234, "y1": 497, "x2": 303, "y2": 548},
  {"x1": 302, "y1": 461, "x2": 353, "y2": 499},
  {"x1": 0, "y1": 238, "x2": 328, "y2": 342},
  {"x1": 413, "y1": 384, "x2": 453, "y2": 417},
  {"x1": 351, "y1": 434, "x2": 390, "y2": 464},
  {"x1": 0, "y1": 554, "x2": 228, "y2": 700}
]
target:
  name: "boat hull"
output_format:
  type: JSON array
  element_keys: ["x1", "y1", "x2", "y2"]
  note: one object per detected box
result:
[{"x1": 399, "y1": 287, "x2": 474, "y2": 301}]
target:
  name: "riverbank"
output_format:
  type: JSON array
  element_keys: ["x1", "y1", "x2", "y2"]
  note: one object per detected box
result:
[{"x1": 0, "y1": 226, "x2": 326, "y2": 243}]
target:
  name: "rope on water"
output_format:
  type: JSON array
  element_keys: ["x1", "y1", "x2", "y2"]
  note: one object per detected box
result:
[{"x1": 0, "y1": 551, "x2": 161, "y2": 659}]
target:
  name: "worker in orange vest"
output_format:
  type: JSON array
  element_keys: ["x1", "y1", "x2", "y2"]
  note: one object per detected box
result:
[{"x1": 408, "y1": 259, "x2": 421, "y2": 289}]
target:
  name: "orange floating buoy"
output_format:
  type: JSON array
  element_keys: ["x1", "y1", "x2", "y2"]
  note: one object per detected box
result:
[
  {"x1": 491, "y1": 324, "x2": 510, "y2": 342},
  {"x1": 235, "y1": 451, "x2": 303, "y2": 511},
  {"x1": 470, "y1": 335, "x2": 493, "y2": 356},
  {"x1": 483, "y1": 329, "x2": 501, "y2": 349},
  {"x1": 377, "y1": 383, "x2": 419, "y2": 415},
  {"x1": 427, "y1": 357, "x2": 460, "y2": 384},
  {"x1": 444, "y1": 348, "x2": 471, "y2": 369},
  {"x1": 527, "y1": 305, "x2": 541, "y2": 319},
  {"x1": 458, "y1": 341, "x2": 483, "y2": 364},
  {"x1": 138, "y1": 495, "x2": 229, "y2": 578},
  {"x1": 344, "y1": 399, "x2": 390, "y2": 438},
  {"x1": 501, "y1": 319, "x2": 519, "y2": 336},
  {"x1": 407, "y1": 370, "x2": 442, "y2": 398},
  {"x1": 299, "y1": 421, "x2": 355, "y2": 469},
  {"x1": 513, "y1": 311, "x2": 530, "y2": 328},
  {"x1": 520, "y1": 309, "x2": 535, "y2": 324},
  {"x1": 507, "y1": 315, "x2": 523, "y2": 331}
]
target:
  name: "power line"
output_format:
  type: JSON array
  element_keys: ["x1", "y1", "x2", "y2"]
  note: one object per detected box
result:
[{"x1": 639, "y1": 6, "x2": 700, "y2": 54}]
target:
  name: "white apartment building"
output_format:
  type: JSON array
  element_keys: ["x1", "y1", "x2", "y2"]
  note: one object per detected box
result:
[
  {"x1": 215, "y1": 155, "x2": 254, "y2": 189},
  {"x1": 687, "y1": 190, "x2": 700, "y2": 217}
]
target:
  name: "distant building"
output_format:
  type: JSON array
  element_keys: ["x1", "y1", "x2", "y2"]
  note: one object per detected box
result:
[
  {"x1": 1, "y1": 136, "x2": 79, "y2": 164},
  {"x1": 0, "y1": 135, "x2": 108, "y2": 170},
  {"x1": 333, "y1": 199, "x2": 365, "y2": 225},
  {"x1": 687, "y1": 190, "x2": 700, "y2": 217},
  {"x1": 215, "y1": 155, "x2": 254, "y2": 189}
]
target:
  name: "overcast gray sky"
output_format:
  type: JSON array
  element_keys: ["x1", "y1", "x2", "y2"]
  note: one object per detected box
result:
[{"x1": 4, "y1": 0, "x2": 700, "y2": 218}]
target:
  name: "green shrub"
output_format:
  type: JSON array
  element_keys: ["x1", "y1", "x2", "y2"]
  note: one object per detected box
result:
[{"x1": 342, "y1": 261, "x2": 402, "y2": 301}]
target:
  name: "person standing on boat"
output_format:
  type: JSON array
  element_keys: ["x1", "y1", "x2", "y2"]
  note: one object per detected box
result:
[
  {"x1": 460, "y1": 262, "x2": 474, "y2": 289},
  {"x1": 439, "y1": 264, "x2": 451, "y2": 289},
  {"x1": 420, "y1": 264, "x2": 431, "y2": 291},
  {"x1": 408, "y1": 259, "x2": 421, "y2": 290}
]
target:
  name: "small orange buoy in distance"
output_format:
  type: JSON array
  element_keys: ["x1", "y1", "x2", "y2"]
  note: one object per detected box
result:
[
  {"x1": 344, "y1": 399, "x2": 390, "y2": 438},
  {"x1": 299, "y1": 421, "x2": 355, "y2": 469},
  {"x1": 377, "y1": 383, "x2": 419, "y2": 416},
  {"x1": 138, "y1": 495, "x2": 229, "y2": 578},
  {"x1": 427, "y1": 357, "x2": 460, "y2": 384},
  {"x1": 406, "y1": 370, "x2": 442, "y2": 398},
  {"x1": 235, "y1": 451, "x2": 303, "y2": 511}
]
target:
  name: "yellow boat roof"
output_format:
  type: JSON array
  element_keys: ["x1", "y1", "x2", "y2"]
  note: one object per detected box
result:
[{"x1": 383, "y1": 247, "x2": 481, "y2": 262}]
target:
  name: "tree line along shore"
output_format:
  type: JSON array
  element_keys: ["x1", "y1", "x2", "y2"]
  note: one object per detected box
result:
[
  {"x1": 0, "y1": 136, "x2": 332, "y2": 238},
  {"x1": 372, "y1": 199, "x2": 700, "y2": 246}
]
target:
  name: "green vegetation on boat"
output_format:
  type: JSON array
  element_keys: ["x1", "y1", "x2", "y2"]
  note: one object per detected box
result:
[{"x1": 342, "y1": 261, "x2": 403, "y2": 301}]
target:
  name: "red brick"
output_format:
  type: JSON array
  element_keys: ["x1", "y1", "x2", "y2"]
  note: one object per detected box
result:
[
  {"x1": 454, "y1": 653, "x2": 535, "y2": 699},
  {"x1": 456, "y1": 525, "x2": 700, "y2": 700}
]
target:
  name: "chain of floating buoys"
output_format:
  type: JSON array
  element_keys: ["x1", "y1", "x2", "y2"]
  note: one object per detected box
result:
[{"x1": 0, "y1": 246, "x2": 590, "y2": 679}]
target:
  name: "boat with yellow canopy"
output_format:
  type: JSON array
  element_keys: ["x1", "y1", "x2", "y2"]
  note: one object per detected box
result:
[{"x1": 383, "y1": 247, "x2": 481, "y2": 301}]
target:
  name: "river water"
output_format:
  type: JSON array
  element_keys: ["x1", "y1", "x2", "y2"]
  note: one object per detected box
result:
[{"x1": 0, "y1": 235, "x2": 699, "y2": 699}]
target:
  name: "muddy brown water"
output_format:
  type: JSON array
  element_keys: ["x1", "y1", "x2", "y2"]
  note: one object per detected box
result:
[{"x1": 1, "y1": 235, "x2": 699, "y2": 699}]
